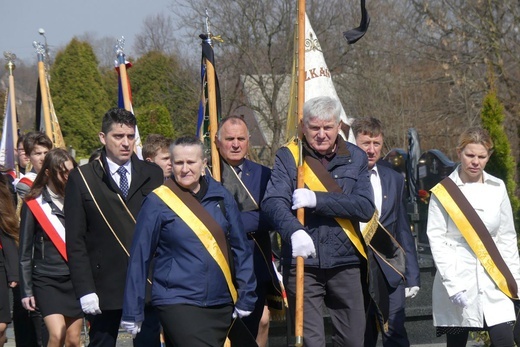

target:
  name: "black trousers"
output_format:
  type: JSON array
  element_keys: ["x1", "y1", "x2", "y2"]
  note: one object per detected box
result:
[
  {"x1": 86, "y1": 305, "x2": 160, "y2": 347},
  {"x1": 365, "y1": 284, "x2": 410, "y2": 347},
  {"x1": 156, "y1": 304, "x2": 233, "y2": 347},
  {"x1": 447, "y1": 322, "x2": 514, "y2": 347}
]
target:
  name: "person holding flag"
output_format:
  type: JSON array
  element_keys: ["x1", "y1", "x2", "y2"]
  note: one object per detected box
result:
[
  {"x1": 262, "y1": 96, "x2": 374, "y2": 346},
  {"x1": 18, "y1": 148, "x2": 82, "y2": 347}
]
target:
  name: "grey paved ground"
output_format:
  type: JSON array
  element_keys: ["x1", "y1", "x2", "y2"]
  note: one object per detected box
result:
[{"x1": 3, "y1": 322, "x2": 484, "y2": 347}]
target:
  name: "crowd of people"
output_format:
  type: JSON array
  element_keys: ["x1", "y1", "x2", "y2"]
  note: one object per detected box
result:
[{"x1": 0, "y1": 97, "x2": 518, "y2": 347}]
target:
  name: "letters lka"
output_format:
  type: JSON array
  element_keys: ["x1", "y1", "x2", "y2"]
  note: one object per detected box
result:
[{"x1": 305, "y1": 66, "x2": 331, "y2": 81}]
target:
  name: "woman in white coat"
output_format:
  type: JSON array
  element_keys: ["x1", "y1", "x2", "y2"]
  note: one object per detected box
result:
[{"x1": 427, "y1": 127, "x2": 520, "y2": 347}]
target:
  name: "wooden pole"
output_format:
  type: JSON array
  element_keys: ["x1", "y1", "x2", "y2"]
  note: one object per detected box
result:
[
  {"x1": 115, "y1": 38, "x2": 132, "y2": 113},
  {"x1": 118, "y1": 60, "x2": 132, "y2": 112},
  {"x1": 295, "y1": 0, "x2": 306, "y2": 345},
  {"x1": 206, "y1": 56, "x2": 221, "y2": 181},
  {"x1": 37, "y1": 58, "x2": 52, "y2": 140},
  {"x1": 7, "y1": 60, "x2": 18, "y2": 164}
]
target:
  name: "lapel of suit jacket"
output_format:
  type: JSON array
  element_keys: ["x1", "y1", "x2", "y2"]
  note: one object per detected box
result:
[
  {"x1": 377, "y1": 165, "x2": 390, "y2": 222},
  {"x1": 240, "y1": 159, "x2": 253, "y2": 189},
  {"x1": 98, "y1": 152, "x2": 120, "y2": 194},
  {"x1": 127, "y1": 155, "x2": 147, "y2": 199}
]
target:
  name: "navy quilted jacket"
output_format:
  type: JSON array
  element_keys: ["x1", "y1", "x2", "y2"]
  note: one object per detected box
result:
[{"x1": 262, "y1": 139, "x2": 375, "y2": 268}]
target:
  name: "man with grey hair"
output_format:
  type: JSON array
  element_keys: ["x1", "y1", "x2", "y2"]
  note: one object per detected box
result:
[{"x1": 262, "y1": 96, "x2": 375, "y2": 346}]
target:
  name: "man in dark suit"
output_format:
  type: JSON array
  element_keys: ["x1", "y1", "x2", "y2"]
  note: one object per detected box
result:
[
  {"x1": 353, "y1": 117, "x2": 421, "y2": 347},
  {"x1": 215, "y1": 116, "x2": 279, "y2": 347},
  {"x1": 64, "y1": 108, "x2": 163, "y2": 347}
]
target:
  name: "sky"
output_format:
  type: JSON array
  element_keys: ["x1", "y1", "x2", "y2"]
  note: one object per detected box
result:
[{"x1": 1, "y1": 0, "x2": 179, "y2": 63}]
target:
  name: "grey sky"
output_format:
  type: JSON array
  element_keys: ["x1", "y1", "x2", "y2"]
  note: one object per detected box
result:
[{"x1": 1, "y1": 0, "x2": 178, "y2": 62}]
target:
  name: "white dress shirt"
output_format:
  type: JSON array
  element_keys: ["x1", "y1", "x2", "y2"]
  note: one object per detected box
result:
[{"x1": 106, "y1": 157, "x2": 132, "y2": 189}]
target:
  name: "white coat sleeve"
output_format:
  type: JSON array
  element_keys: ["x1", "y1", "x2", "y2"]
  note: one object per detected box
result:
[{"x1": 495, "y1": 183, "x2": 520, "y2": 289}]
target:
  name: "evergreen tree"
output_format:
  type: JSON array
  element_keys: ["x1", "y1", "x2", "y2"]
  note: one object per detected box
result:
[
  {"x1": 50, "y1": 38, "x2": 111, "y2": 158},
  {"x1": 135, "y1": 104, "x2": 175, "y2": 140},
  {"x1": 480, "y1": 88, "x2": 520, "y2": 230},
  {"x1": 129, "y1": 51, "x2": 198, "y2": 137}
]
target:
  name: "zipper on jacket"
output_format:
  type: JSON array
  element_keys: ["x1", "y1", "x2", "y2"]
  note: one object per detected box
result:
[{"x1": 40, "y1": 236, "x2": 44, "y2": 259}]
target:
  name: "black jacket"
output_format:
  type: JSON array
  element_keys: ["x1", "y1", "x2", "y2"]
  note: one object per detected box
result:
[
  {"x1": 65, "y1": 151, "x2": 163, "y2": 310},
  {"x1": 0, "y1": 231, "x2": 19, "y2": 283},
  {"x1": 19, "y1": 188, "x2": 68, "y2": 298}
]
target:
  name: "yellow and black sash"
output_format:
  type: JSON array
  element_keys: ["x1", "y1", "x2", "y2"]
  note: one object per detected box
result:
[
  {"x1": 153, "y1": 179, "x2": 238, "y2": 303},
  {"x1": 77, "y1": 163, "x2": 136, "y2": 257},
  {"x1": 431, "y1": 177, "x2": 518, "y2": 299},
  {"x1": 287, "y1": 141, "x2": 367, "y2": 259},
  {"x1": 361, "y1": 215, "x2": 406, "y2": 285},
  {"x1": 221, "y1": 159, "x2": 285, "y2": 313},
  {"x1": 220, "y1": 160, "x2": 258, "y2": 212}
]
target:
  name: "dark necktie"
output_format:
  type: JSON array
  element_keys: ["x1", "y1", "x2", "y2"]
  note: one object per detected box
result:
[
  {"x1": 117, "y1": 166, "x2": 129, "y2": 198},
  {"x1": 234, "y1": 166, "x2": 242, "y2": 178}
]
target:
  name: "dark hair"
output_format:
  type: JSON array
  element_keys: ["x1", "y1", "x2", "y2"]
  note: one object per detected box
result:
[
  {"x1": 26, "y1": 148, "x2": 77, "y2": 199},
  {"x1": 351, "y1": 117, "x2": 384, "y2": 138},
  {"x1": 101, "y1": 108, "x2": 137, "y2": 134},
  {"x1": 170, "y1": 136, "x2": 205, "y2": 160},
  {"x1": 17, "y1": 134, "x2": 26, "y2": 149},
  {"x1": 88, "y1": 148, "x2": 103, "y2": 163},
  {"x1": 23, "y1": 131, "x2": 53, "y2": 155},
  {"x1": 0, "y1": 173, "x2": 19, "y2": 243},
  {"x1": 143, "y1": 134, "x2": 172, "y2": 160}
]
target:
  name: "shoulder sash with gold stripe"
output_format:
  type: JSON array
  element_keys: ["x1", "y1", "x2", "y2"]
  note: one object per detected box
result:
[
  {"x1": 287, "y1": 141, "x2": 367, "y2": 259},
  {"x1": 431, "y1": 177, "x2": 518, "y2": 299},
  {"x1": 361, "y1": 213, "x2": 406, "y2": 282},
  {"x1": 220, "y1": 160, "x2": 258, "y2": 212},
  {"x1": 77, "y1": 164, "x2": 135, "y2": 257},
  {"x1": 153, "y1": 179, "x2": 238, "y2": 303},
  {"x1": 26, "y1": 196, "x2": 67, "y2": 261}
]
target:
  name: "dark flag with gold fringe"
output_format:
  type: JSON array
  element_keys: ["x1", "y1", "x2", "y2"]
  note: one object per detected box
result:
[
  {"x1": 197, "y1": 15, "x2": 222, "y2": 178},
  {"x1": 33, "y1": 41, "x2": 65, "y2": 149}
]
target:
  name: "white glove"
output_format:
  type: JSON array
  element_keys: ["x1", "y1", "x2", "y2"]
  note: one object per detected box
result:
[
  {"x1": 292, "y1": 188, "x2": 317, "y2": 210},
  {"x1": 290, "y1": 229, "x2": 316, "y2": 259},
  {"x1": 121, "y1": 320, "x2": 142, "y2": 338},
  {"x1": 450, "y1": 291, "x2": 468, "y2": 308},
  {"x1": 405, "y1": 286, "x2": 420, "y2": 299},
  {"x1": 232, "y1": 308, "x2": 252, "y2": 319},
  {"x1": 80, "y1": 293, "x2": 102, "y2": 315}
]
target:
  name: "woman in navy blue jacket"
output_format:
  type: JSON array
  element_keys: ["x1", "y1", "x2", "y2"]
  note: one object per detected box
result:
[{"x1": 122, "y1": 136, "x2": 256, "y2": 347}]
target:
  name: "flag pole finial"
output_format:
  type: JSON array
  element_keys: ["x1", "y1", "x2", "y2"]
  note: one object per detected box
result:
[
  {"x1": 115, "y1": 36, "x2": 126, "y2": 58},
  {"x1": 33, "y1": 41, "x2": 45, "y2": 57},
  {"x1": 204, "y1": 9, "x2": 213, "y2": 46},
  {"x1": 4, "y1": 52, "x2": 16, "y2": 74}
]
